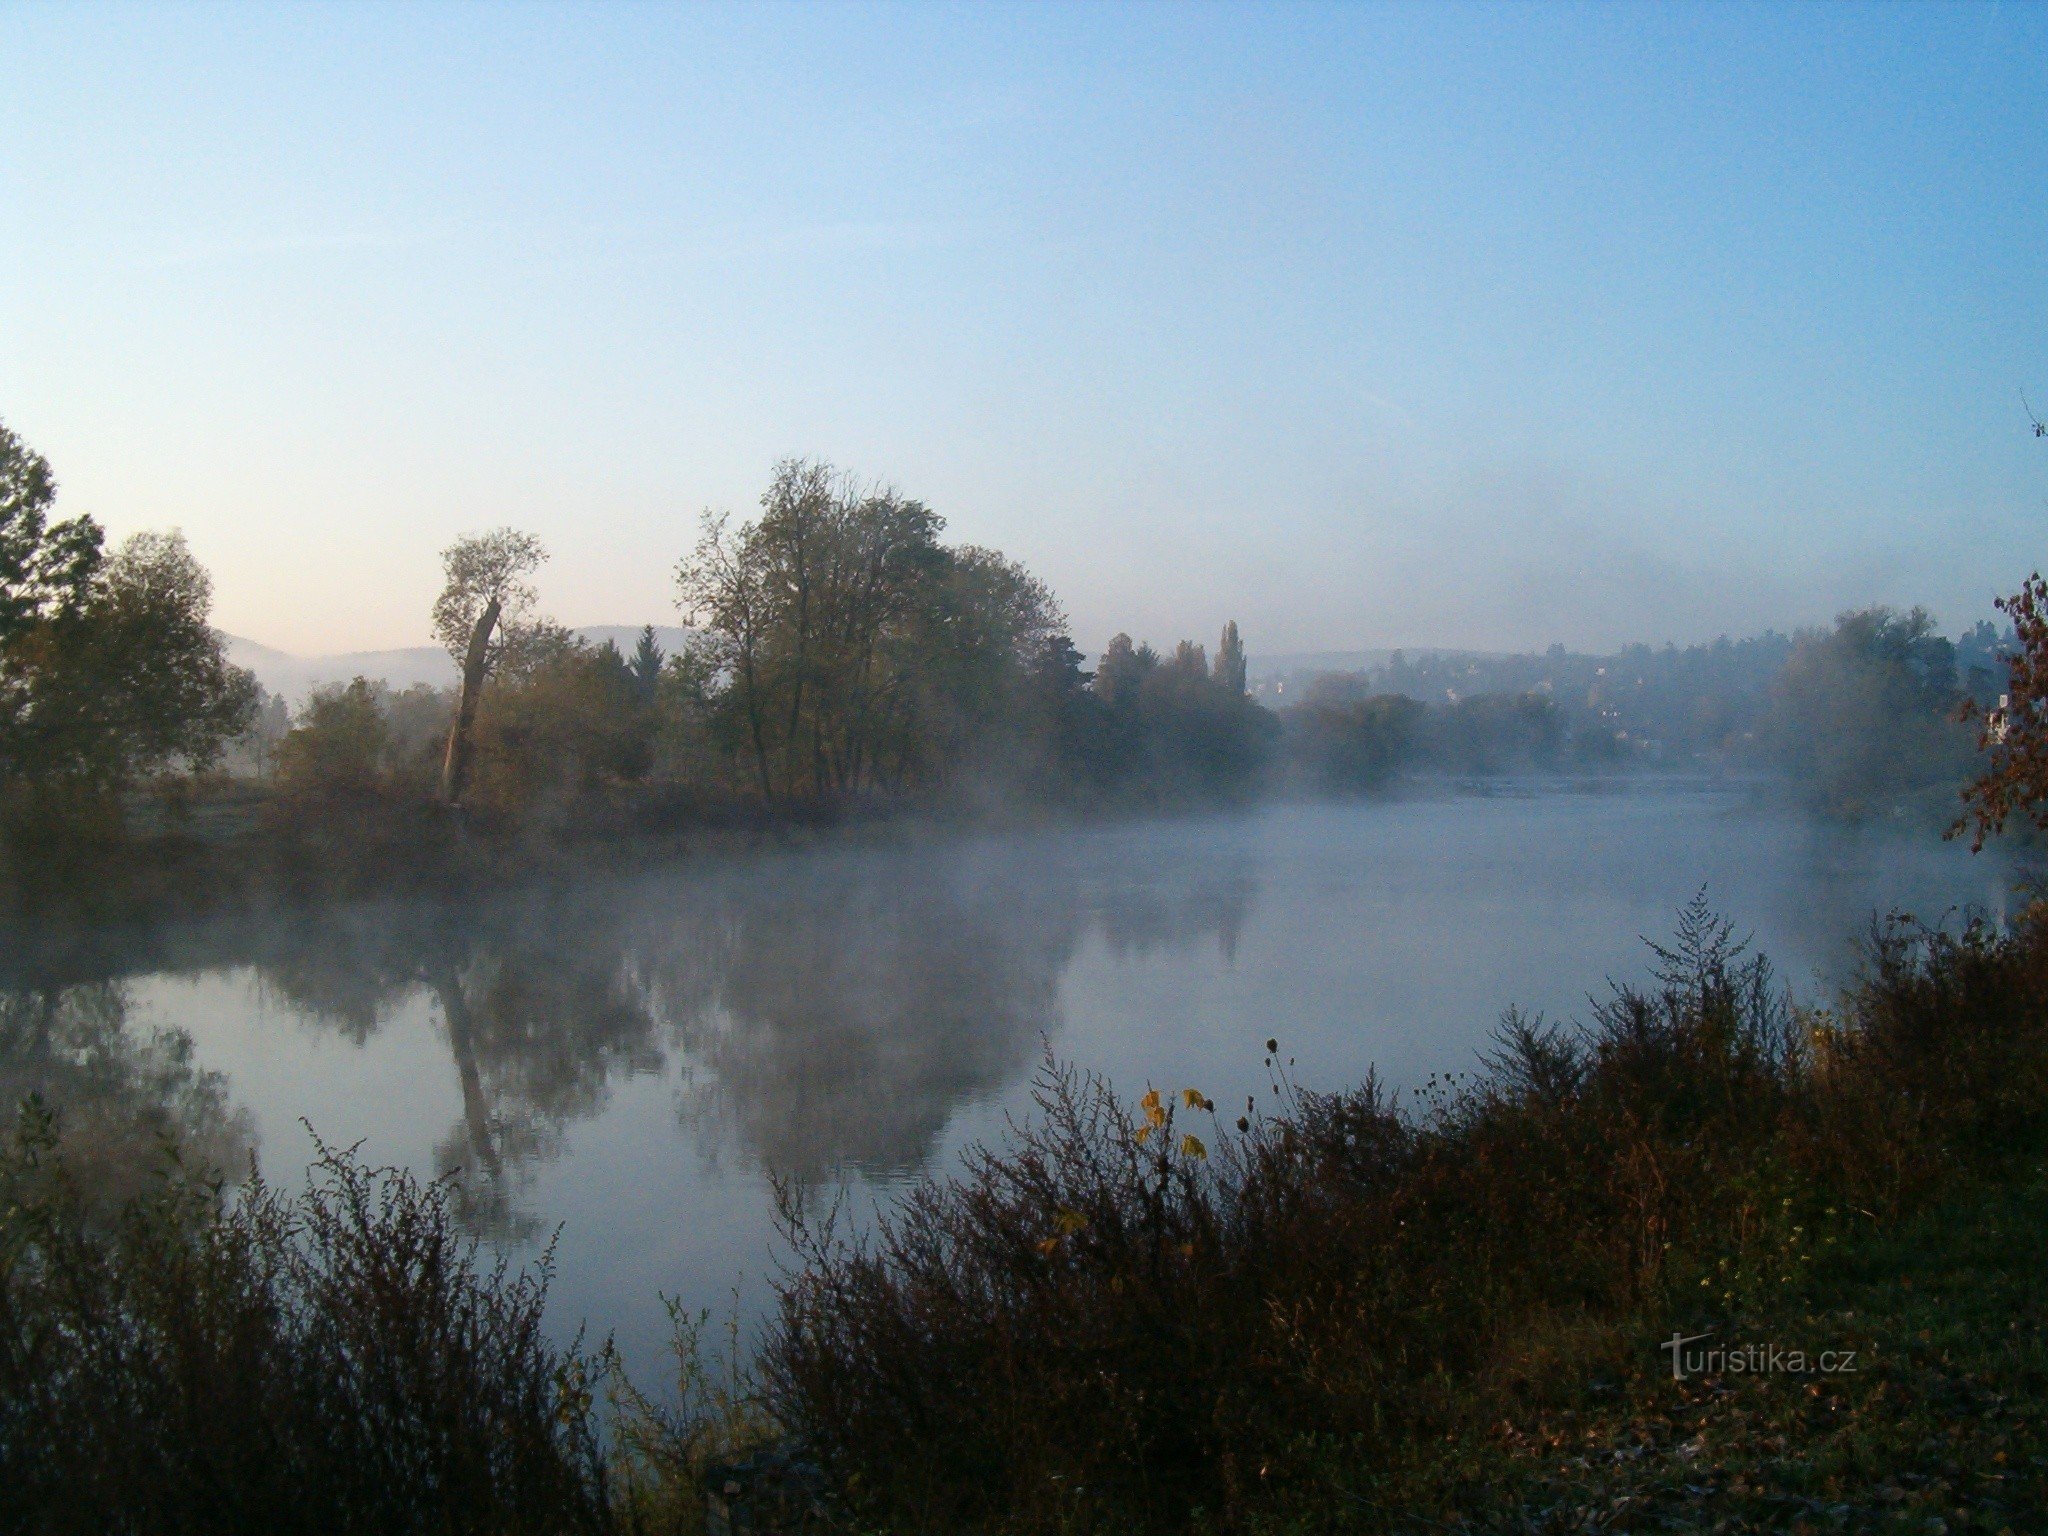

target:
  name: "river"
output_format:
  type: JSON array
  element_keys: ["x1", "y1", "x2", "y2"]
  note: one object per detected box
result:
[{"x1": 4, "y1": 782, "x2": 2021, "y2": 1385}]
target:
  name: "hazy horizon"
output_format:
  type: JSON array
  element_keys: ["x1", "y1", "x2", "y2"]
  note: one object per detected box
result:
[{"x1": 3, "y1": 2, "x2": 2042, "y2": 657}]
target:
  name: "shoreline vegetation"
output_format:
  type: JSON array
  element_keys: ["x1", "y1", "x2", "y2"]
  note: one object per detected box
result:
[
  {"x1": 2, "y1": 418, "x2": 2038, "y2": 920},
  {"x1": 8, "y1": 414, "x2": 2048, "y2": 1530},
  {"x1": 4, "y1": 895, "x2": 2047, "y2": 1532}
]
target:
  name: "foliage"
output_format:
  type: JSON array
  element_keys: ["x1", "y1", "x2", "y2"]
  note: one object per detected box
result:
[
  {"x1": 1301, "y1": 633, "x2": 1797, "y2": 766},
  {"x1": 1084, "y1": 630, "x2": 1277, "y2": 804},
  {"x1": 431, "y1": 528, "x2": 548, "y2": 667},
  {"x1": 604, "y1": 1297, "x2": 782, "y2": 1534},
  {"x1": 1760, "y1": 606, "x2": 1976, "y2": 818},
  {"x1": 1325, "y1": 1163, "x2": 2048, "y2": 1532},
  {"x1": 672, "y1": 459, "x2": 1273, "y2": 811},
  {"x1": 1955, "y1": 570, "x2": 2048, "y2": 848},
  {"x1": 1213, "y1": 621, "x2": 1247, "y2": 697},
  {"x1": 629, "y1": 625, "x2": 665, "y2": 703},
  {"x1": 2, "y1": 418, "x2": 257, "y2": 820},
  {"x1": 434, "y1": 528, "x2": 550, "y2": 805},
  {"x1": 1427, "y1": 689, "x2": 1569, "y2": 772},
  {"x1": 678, "y1": 461, "x2": 1059, "y2": 802},
  {"x1": 468, "y1": 639, "x2": 657, "y2": 815},
  {"x1": 765, "y1": 897, "x2": 2048, "y2": 1534},
  {"x1": 0, "y1": 420, "x2": 100, "y2": 653},
  {"x1": 1285, "y1": 690, "x2": 1426, "y2": 791},
  {"x1": 0, "y1": 1115, "x2": 616, "y2": 1536},
  {"x1": 274, "y1": 678, "x2": 395, "y2": 797},
  {"x1": 3, "y1": 524, "x2": 257, "y2": 809}
]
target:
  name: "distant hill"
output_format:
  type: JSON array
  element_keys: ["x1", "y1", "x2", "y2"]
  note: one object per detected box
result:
[{"x1": 223, "y1": 626, "x2": 696, "y2": 706}]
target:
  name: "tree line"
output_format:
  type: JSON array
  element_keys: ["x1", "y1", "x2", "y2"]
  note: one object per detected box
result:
[
  {"x1": 3, "y1": 414, "x2": 2043, "y2": 852},
  {"x1": 1281, "y1": 607, "x2": 2015, "y2": 823}
]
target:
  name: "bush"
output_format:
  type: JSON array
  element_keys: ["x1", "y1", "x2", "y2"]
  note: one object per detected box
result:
[
  {"x1": 765, "y1": 896, "x2": 2048, "y2": 1533},
  {"x1": 0, "y1": 1111, "x2": 616, "y2": 1535}
]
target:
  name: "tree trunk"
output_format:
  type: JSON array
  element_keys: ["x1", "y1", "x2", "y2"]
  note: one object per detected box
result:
[
  {"x1": 430, "y1": 963, "x2": 500, "y2": 1180},
  {"x1": 439, "y1": 595, "x2": 501, "y2": 805}
]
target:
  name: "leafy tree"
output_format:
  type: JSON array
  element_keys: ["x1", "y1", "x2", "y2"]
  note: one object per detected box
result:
[
  {"x1": 1213, "y1": 620, "x2": 1247, "y2": 696},
  {"x1": 1084, "y1": 628, "x2": 1277, "y2": 804},
  {"x1": 469, "y1": 641, "x2": 654, "y2": 813},
  {"x1": 0, "y1": 420, "x2": 100, "y2": 652},
  {"x1": 1956, "y1": 573, "x2": 2048, "y2": 847},
  {"x1": 273, "y1": 678, "x2": 393, "y2": 799},
  {"x1": 432, "y1": 529, "x2": 547, "y2": 805},
  {"x1": 1288, "y1": 692, "x2": 1425, "y2": 791},
  {"x1": 1428, "y1": 691, "x2": 1564, "y2": 773},
  {"x1": 5, "y1": 527, "x2": 256, "y2": 797},
  {"x1": 1762, "y1": 606, "x2": 1974, "y2": 818},
  {"x1": 1092, "y1": 634, "x2": 1153, "y2": 708},
  {"x1": 682, "y1": 461, "x2": 1009, "y2": 800}
]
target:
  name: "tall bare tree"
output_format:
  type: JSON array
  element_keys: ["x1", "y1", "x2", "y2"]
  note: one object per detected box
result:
[{"x1": 432, "y1": 529, "x2": 545, "y2": 805}]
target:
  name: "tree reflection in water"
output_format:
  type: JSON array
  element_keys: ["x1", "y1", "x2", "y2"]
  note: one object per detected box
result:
[
  {"x1": 0, "y1": 979, "x2": 253, "y2": 1207},
  {"x1": 5, "y1": 834, "x2": 1257, "y2": 1236}
]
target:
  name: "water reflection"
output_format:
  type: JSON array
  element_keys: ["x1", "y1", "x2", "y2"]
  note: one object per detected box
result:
[
  {"x1": 250, "y1": 896, "x2": 670, "y2": 1238},
  {"x1": 668, "y1": 851, "x2": 1085, "y2": 1177},
  {"x1": 0, "y1": 792, "x2": 2019, "y2": 1270},
  {"x1": 0, "y1": 980, "x2": 253, "y2": 1206},
  {"x1": 0, "y1": 834, "x2": 1257, "y2": 1235}
]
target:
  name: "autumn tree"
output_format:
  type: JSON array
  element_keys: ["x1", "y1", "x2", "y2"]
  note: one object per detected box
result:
[
  {"x1": 1087, "y1": 625, "x2": 1275, "y2": 804},
  {"x1": 431, "y1": 528, "x2": 546, "y2": 805},
  {"x1": 1954, "y1": 573, "x2": 2048, "y2": 847},
  {"x1": 680, "y1": 461, "x2": 951, "y2": 799},
  {"x1": 273, "y1": 678, "x2": 393, "y2": 799},
  {"x1": 1092, "y1": 634, "x2": 1153, "y2": 708},
  {"x1": 35, "y1": 532, "x2": 260, "y2": 782}
]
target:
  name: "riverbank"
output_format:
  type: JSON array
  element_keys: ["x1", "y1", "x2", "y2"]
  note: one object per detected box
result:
[
  {"x1": 1366, "y1": 1166, "x2": 2048, "y2": 1532},
  {"x1": 2, "y1": 863, "x2": 2040, "y2": 1533},
  {"x1": 0, "y1": 764, "x2": 1958, "y2": 942},
  {"x1": 756, "y1": 897, "x2": 2048, "y2": 1533}
]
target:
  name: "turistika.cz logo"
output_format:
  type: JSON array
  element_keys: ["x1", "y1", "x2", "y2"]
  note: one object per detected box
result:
[{"x1": 1659, "y1": 1331, "x2": 1859, "y2": 1381}]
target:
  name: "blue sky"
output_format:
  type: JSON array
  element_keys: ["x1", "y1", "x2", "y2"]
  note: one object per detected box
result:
[{"x1": 1, "y1": 1, "x2": 2043, "y2": 657}]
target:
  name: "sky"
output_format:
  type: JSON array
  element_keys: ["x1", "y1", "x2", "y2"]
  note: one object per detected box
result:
[{"x1": 1, "y1": 1, "x2": 2044, "y2": 659}]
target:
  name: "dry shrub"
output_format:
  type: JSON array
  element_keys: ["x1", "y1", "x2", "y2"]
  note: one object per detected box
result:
[
  {"x1": 0, "y1": 1111, "x2": 615, "y2": 1536},
  {"x1": 766, "y1": 896, "x2": 2048, "y2": 1533}
]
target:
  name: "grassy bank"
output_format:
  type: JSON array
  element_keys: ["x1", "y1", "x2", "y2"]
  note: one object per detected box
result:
[
  {"x1": 765, "y1": 898, "x2": 2048, "y2": 1533},
  {"x1": 1361, "y1": 1167, "x2": 2048, "y2": 1533},
  {"x1": 2, "y1": 898, "x2": 2044, "y2": 1533}
]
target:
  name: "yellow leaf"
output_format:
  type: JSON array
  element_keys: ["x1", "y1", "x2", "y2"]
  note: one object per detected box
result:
[
  {"x1": 1179, "y1": 1134, "x2": 1207, "y2": 1160},
  {"x1": 1134, "y1": 1125, "x2": 1152, "y2": 1145},
  {"x1": 1036, "y1": 1236, "x2": 1060, "y2": 1257},
  {"x1": 1182, "y1": 1088, "x2": 1205, "y2": 1109},
  {"x1": 1054, "y1": 1209, "x2": 1088, "y2": 1235}
]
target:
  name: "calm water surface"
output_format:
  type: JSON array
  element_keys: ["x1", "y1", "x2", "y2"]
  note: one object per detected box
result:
[{"x1": 8, "y1": 785, "x2": 2021, "y2": 1382}]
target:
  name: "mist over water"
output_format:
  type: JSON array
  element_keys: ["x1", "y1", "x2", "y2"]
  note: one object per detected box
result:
[{"x1": 4, "y1": 783, "x2": 2020, "y2": 1384}]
